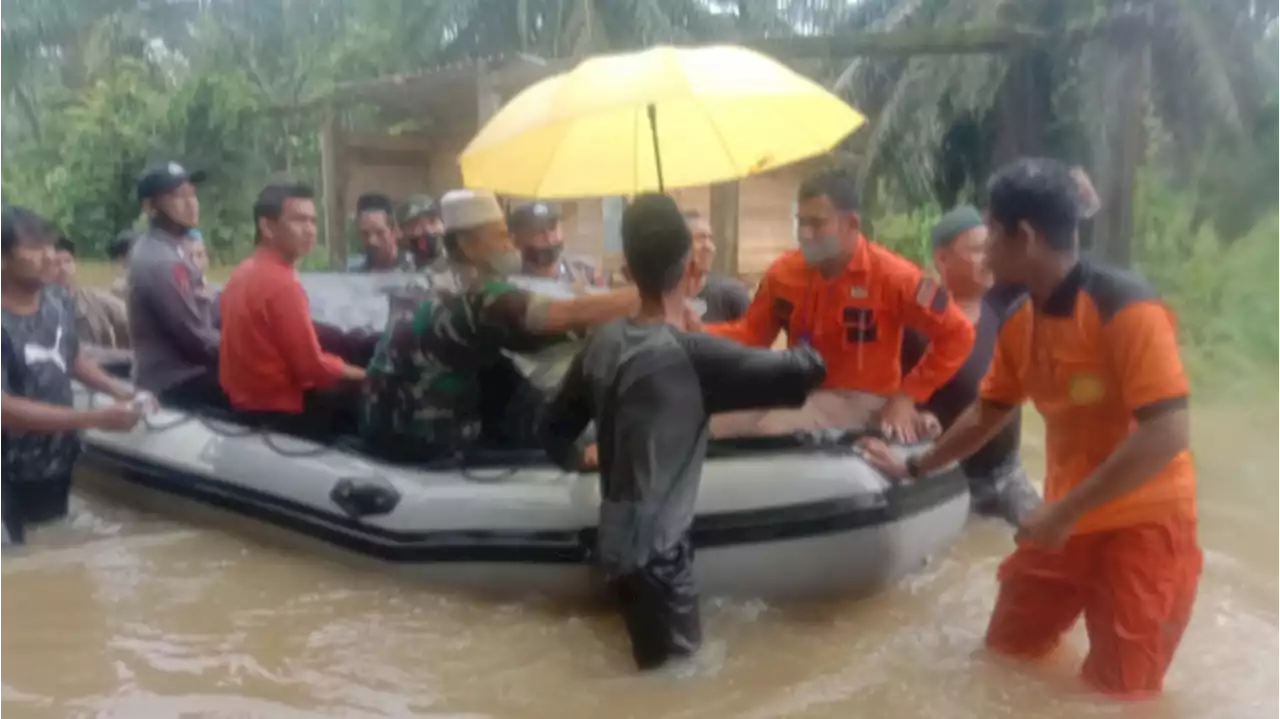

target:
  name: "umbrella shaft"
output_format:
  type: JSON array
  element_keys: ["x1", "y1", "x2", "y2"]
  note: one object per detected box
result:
[{"x1": 646, "y1": 103, "x2": 664, "y2": 192}]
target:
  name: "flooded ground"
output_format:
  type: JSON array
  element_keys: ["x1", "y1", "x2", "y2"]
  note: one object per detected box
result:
[{"x1": 3, "y1": 402, "x2": 1276, "y2": 719}]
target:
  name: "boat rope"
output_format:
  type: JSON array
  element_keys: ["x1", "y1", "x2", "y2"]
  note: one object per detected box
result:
[
  {"x1": 89, "y1": 391, "x2": 332, "y2": 458},
  {"x1": 89, "y1": 391, "x2": 538, "y2": 469}
]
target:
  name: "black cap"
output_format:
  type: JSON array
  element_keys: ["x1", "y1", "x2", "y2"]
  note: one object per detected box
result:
[
  {"x1": 136, "y1": 161, "x2": 206, "y2": 202},
  {"x1": 397, "y1": 194, "x2": 439, "y2": 225},
  {"x1": 509, "y1": 201, "x2": 559, "y2": 235}
]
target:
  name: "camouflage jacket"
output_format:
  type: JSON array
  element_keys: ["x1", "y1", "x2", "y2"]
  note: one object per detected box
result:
[{"x1": 360, "y1": 274, "x2": 568, "y2": 449}]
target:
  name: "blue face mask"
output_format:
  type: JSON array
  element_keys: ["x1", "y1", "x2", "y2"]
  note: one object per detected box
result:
[{"x1": 801, "y1": 234, "x2": 843, "y2": 267}]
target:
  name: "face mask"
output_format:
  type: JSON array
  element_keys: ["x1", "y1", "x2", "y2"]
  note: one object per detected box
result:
[
  {"x1": 411, "y1": 233, "x2": 442, "y2": 263},
  {"x1": 801, "y1": 235, "x2": 843, "y2": 267},
  {"x1": 521, "y1": 244, "x2": 563, "y2": 268},
  {"x1": 488, "y1": 248, "x2": 524, "y2": 277}
]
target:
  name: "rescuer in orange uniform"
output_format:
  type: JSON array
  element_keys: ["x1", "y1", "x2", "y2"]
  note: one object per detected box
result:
[
  {"x1": 862, "y1": 157, "x2": 1200, "y2": 699},
  {"x1": 706, "y1": 169, "x2": 975, "y2": 439}
]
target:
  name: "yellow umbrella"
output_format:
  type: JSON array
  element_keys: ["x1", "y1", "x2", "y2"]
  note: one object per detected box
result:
[{"x1": 459, "y1": 44, "x2": 866, "y2": 198}]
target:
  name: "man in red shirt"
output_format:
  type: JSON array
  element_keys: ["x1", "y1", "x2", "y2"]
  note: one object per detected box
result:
[{"x1": 219, "y1": 184, "x2": 365, "y2": 438}]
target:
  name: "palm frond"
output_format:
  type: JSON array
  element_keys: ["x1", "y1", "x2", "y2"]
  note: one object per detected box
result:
[{"x1": 1151, "y1": 0, "x2": 1243, "y2": 135}]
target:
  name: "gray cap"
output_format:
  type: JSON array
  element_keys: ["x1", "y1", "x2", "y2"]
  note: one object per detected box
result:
[
  {"x1": 930, "y1": 205, "x2": 984, "y2": 249},
  {"x1": 398, "y1": 194, "x2": 439, "y2": 225},
  {"x1": 509, "y1": 201, "x2": 559, "y2": 235},
  {"x1": 136, "y1": 161, "x2": 206, "y2": 202}
]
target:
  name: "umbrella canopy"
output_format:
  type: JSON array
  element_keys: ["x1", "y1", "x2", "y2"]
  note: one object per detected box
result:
[{"x1": 459, "y1": 44, "x2": 866, "y2": 199}]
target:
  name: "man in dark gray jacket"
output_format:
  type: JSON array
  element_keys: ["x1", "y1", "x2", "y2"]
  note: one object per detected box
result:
[
  {"x1": 127, "y1": 161, "x2": 224, "y2": 408},
  {"x1": 539, "y1": 194, "x2": 827, "y2": 672}
]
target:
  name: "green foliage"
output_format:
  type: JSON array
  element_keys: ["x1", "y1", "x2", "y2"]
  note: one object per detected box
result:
[
  {"x1": 1132, "y1": 172, "x2": 1279, "y2": 393},
  {"x1": 1, "y1": 58, "x2": 168, "y2": 252}
]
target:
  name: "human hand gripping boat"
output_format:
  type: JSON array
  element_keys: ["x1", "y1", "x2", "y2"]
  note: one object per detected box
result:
[{"x1": 72, "y1": 272, "x2": 970, "y2": 602}]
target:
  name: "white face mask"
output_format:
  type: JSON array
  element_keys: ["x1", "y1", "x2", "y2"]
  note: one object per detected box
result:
[
  {"x1": 488, "y1": 248, "x2": 524, "y2": 277},
  {"x1": 800, "y1": 234, "x2": 843, "y2": 267}
]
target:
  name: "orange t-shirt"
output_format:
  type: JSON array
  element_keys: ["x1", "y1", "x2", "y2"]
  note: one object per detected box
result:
[
  {"x1": 706, "y1": 237, "x2": 974, "y2": 402},
  {"x1": 980, "y1": 261, "x2": 1196, "y2": 534},
  {"x1": 218, "y1": 248, "x2": 347, "y2": 413}
]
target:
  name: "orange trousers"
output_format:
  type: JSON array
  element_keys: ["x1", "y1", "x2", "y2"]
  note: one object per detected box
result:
[{"x1": 984, "y1": 518, "x2": 1202, "y2": 699}]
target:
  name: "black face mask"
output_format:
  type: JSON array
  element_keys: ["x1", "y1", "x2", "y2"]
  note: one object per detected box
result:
[
  {"x1": 521, "y1": 244, "x2": 563, "y2": 268},
  {"x1": 410, "y1": 232, "x2": 443, "y2": 265}
]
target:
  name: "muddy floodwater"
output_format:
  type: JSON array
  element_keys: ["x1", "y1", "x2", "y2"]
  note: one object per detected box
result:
[{"x1": 3, "y1": 404, "x2": 1276, "y2": 719}]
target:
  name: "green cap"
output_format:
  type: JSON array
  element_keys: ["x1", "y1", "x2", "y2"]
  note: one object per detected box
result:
[
  {"x1": 398, "y1": 194, "x2": 438, "y2": 225},
  {"x1": 930, "y1": 204, "x2": 984, "y2": 250}
]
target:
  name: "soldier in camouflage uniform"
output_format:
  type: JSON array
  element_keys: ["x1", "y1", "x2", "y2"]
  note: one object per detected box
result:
[
  {"x1": 397, "y1": 194, "x2": 448, "y2": 271},
  {"x1": 360, "y1": 189, "x2": 642, "y2": 461}
]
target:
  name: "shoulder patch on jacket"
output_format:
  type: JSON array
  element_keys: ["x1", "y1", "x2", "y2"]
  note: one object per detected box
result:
[{"x1": 914, "y1": 278, "x2": 950, "y2": 314}]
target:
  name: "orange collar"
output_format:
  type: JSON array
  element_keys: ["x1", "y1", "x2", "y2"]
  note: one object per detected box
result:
[{"x1": 842, "y1": 233, "x2": 872, "y2": 274}]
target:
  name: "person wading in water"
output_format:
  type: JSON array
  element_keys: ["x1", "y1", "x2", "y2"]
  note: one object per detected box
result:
[{"x1": 896, "y1": 205, "x2": 1041, "y2": 526}]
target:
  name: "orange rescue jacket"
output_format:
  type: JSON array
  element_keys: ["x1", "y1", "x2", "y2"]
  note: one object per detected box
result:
[{"x1": 707, "y1": 237, "x2": 975, "y2": 402}]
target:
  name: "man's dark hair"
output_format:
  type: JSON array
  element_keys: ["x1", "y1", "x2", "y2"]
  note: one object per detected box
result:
[
  {"x1": 1, "y1": 205, "x2": 53, "y2": 257},
  {"x1": 985, "y1": 157, "x2": 1080, "y2": 253},
  {"x1": 253, "y1": 183, "x2": 315, "y2": 243},
  {"x1": 797, "y1": 168, "x2": 860, "y2": 212},
  {"x1": 56, "y1": 236, "x2": 76, "y2": 255},
  {"x1": 356, "y1": 192, "x2": 396, "y2": 222},
  {"x1": 107, "y1": 230, "x2": 136, "y2": 261},
  {"x1": 622, "y1": 193, "x2": 691, "y2": 297}
]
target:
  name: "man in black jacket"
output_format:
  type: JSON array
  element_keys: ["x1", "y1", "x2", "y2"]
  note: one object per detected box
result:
[{"x1": 539, "y1": 193, "x2": 827, "y2": 672}]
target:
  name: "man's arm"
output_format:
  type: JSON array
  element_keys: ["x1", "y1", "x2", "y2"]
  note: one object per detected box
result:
[
  {"x1": 912, "y1": 314, "x2": 1026, "y2": 475},
  {"x1": 704, "y1": 272, "x2": 783, "y2": 347},
  {"x1": 265, "y1": 283, "x2": 363, "y2": 386},
  {"x1": 893, "y1": 272, "x2": 975, "y2": 404},
  {"x1": 72, "y1": 354, "x2": 134, "y2": 402},
  {"x1": 533, "y1": 288, "x2": 639, "y2": 334},
  {"x1": 138, "y1": 259, "x2": 220, "y2": 364},
  {"x1": 679, "y1": 332, "x2": 827, "y2": 415},
  {"x1": 538, "y1": 348, "x2": 594, "y2": 470},
  {"x1": 1052, "y1": 302, "x2": 1191, "y2": 520},
  {"x1": 2, "y1": 334, "x2": 121, "y2": 432}
]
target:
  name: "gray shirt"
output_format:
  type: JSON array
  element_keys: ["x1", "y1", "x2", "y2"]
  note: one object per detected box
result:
[
  {"x1": 2, "y1": 288, "x2": 82, "y2": 482},
  {"x1": 696, "y1": 275, "x2": 751, "y2": 323},
  {"x1": 126, "y1": 227, "x2": 220, "y2": 393},
  {"x1": 540, "y1": 321, "x2": 826, "y2": 574}
]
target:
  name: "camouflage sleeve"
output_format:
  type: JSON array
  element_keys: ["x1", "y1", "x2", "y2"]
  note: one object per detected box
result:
[{"x1": 479, "y1": 280, "x2": 538, "y2": 333}]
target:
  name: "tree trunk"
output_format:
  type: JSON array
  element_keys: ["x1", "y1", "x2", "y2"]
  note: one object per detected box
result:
[{"x1": 1090, "y1": 19, "x2": 1149, "y2": 268}]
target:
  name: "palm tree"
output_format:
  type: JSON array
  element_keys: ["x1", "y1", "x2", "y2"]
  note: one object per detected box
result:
[{"x1": 826, "y1": 0, "x2": 1276, "y2": 261}]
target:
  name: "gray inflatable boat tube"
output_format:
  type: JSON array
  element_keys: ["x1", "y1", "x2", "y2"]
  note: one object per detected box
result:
[{"x1": 73, "y1": 272, "x2": 971, "y2": 601}]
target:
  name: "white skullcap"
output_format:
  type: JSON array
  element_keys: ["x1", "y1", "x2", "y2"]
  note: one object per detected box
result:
[{"x1": 440, "y1": 189, "x2": 504, "y2": 232}]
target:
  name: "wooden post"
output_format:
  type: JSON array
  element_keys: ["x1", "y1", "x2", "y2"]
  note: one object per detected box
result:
[
  {"x1": 709, "y1": 181, "x2": 740, "y2": 277},
  {"x1": 319, "y1": 112, "x2": 347, "y2": 270}
]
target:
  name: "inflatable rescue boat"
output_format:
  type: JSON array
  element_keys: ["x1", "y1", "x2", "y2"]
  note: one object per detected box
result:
[{"x1": 74, "y1": 273, "x2": 970, "y2": 601}]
